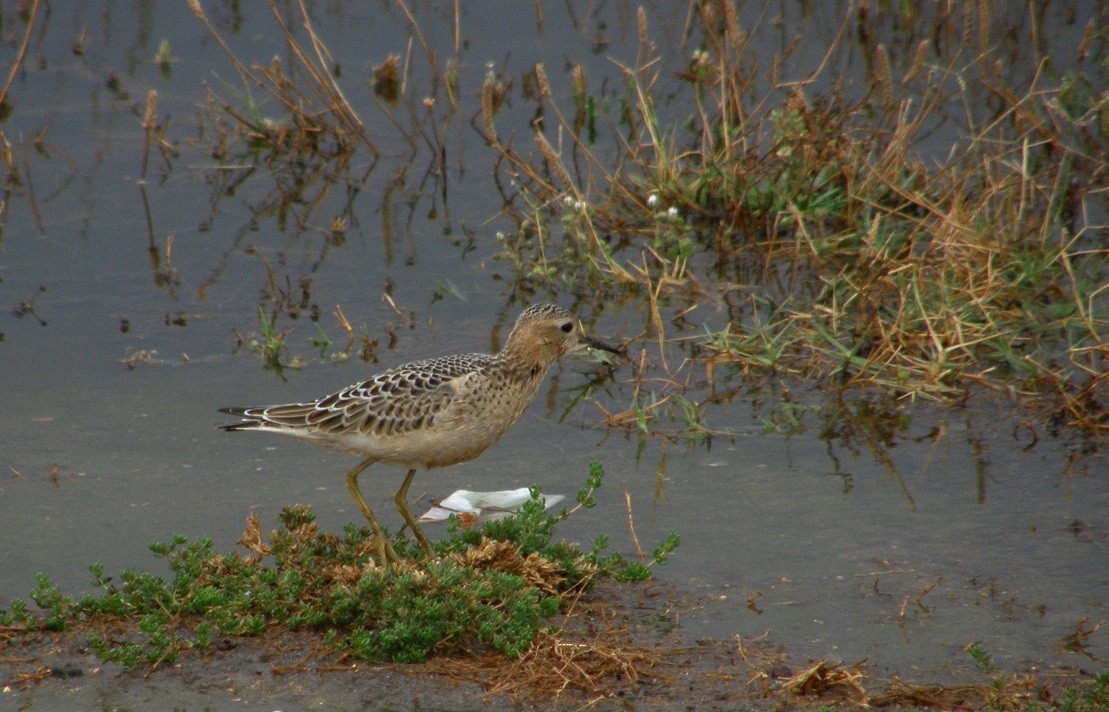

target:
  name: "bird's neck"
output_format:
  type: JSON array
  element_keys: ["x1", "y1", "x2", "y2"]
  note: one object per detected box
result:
[{"x1": 494, "y1": 344, "x2": 551, "y2": 383}]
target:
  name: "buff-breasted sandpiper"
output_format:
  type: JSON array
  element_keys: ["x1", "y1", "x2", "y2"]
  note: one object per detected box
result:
[{"x1": 219, "y1": 304, "x2": 620, "y2": 563}]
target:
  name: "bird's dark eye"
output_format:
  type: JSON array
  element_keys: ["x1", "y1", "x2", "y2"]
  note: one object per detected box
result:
[{"x1": 560, "y1": 321, "x2": 574, "y2": 333}]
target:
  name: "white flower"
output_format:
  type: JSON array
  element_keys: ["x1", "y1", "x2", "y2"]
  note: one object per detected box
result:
[
  {"x1": 647, "y1": 193, "x2": 659, "y2": 207},
  {"x1": 667, "y1": 206, "x2": 680, "y2": 219}
]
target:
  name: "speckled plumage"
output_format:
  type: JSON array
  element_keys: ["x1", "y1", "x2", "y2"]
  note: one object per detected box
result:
[
  {"x1": 219, "y1": 304, "x2": 620, "y2": 563},
  {"x1": 220, "y1": 351, "x2": 545, "y2": 468}
]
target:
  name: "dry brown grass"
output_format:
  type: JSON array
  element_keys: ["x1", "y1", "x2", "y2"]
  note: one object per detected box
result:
[
  {"x1": 871, "y1": 673, "x2": 1047, "y2": 710},
  {"x1": 428, "y1": 626, "x2": 665, "y2": 704},
  {"x1": 482, "y1": 1, "x2": 1106, "y2": 437},
  {"x1": 177, "y1": 0, "x2": 1105, "y2": 437},
  {"x1": 188, "y1": 0, "x2": 377, "y2": 160}
]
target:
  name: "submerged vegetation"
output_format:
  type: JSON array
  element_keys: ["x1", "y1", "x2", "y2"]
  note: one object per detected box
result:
[
  {"x1": 482, "y1": 3, "x2": 1105, "y2": 436},
  {"x1": 176, "y1": 0, "x2": 1104, "y2": 439}
]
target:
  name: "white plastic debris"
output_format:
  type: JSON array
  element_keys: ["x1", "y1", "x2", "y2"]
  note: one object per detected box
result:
[{"x1": 418, "y1": 488, "x2": 565, "y2": 526}]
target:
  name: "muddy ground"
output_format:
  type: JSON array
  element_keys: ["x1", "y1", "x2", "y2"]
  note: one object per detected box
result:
[{"x1": 0, "y1": 579, "x2": 1094, "y2": 711}]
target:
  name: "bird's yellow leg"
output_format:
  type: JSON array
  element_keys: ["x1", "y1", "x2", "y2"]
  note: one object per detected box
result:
[
  {"x1": 395, "y1": 468, "x2": 434, "y2": 559},
  {"x1": 344, "y1": 458, "x2": 398, "y2": 565}
]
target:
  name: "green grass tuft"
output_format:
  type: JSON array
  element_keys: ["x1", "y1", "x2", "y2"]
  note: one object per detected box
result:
[{"x1": 1, "y1": 463, "x2": 677, "y2": 670}]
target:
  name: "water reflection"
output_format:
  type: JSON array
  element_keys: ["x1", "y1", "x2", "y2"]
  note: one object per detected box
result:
[{"x1": 0, "y1": 0, "x2": 1104, "y2": 690}]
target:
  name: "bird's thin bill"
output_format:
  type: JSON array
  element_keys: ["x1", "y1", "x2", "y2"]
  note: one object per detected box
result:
[{"x1": 583, "y1": 334, "x2": 624, "y2": 355}]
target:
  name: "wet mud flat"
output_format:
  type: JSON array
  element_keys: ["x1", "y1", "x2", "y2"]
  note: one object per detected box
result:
[
  {"x1": 2, "y1": 579, "x2": 1098, "y2": 711},
  {"x1": 3, "y1": 581, "x2": 762, "y2": 711}
]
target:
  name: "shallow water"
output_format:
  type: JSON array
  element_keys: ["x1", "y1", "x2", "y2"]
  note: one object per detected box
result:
[{"x1": 0, "y1": 2, "x2": 1104, "y2": 707}]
